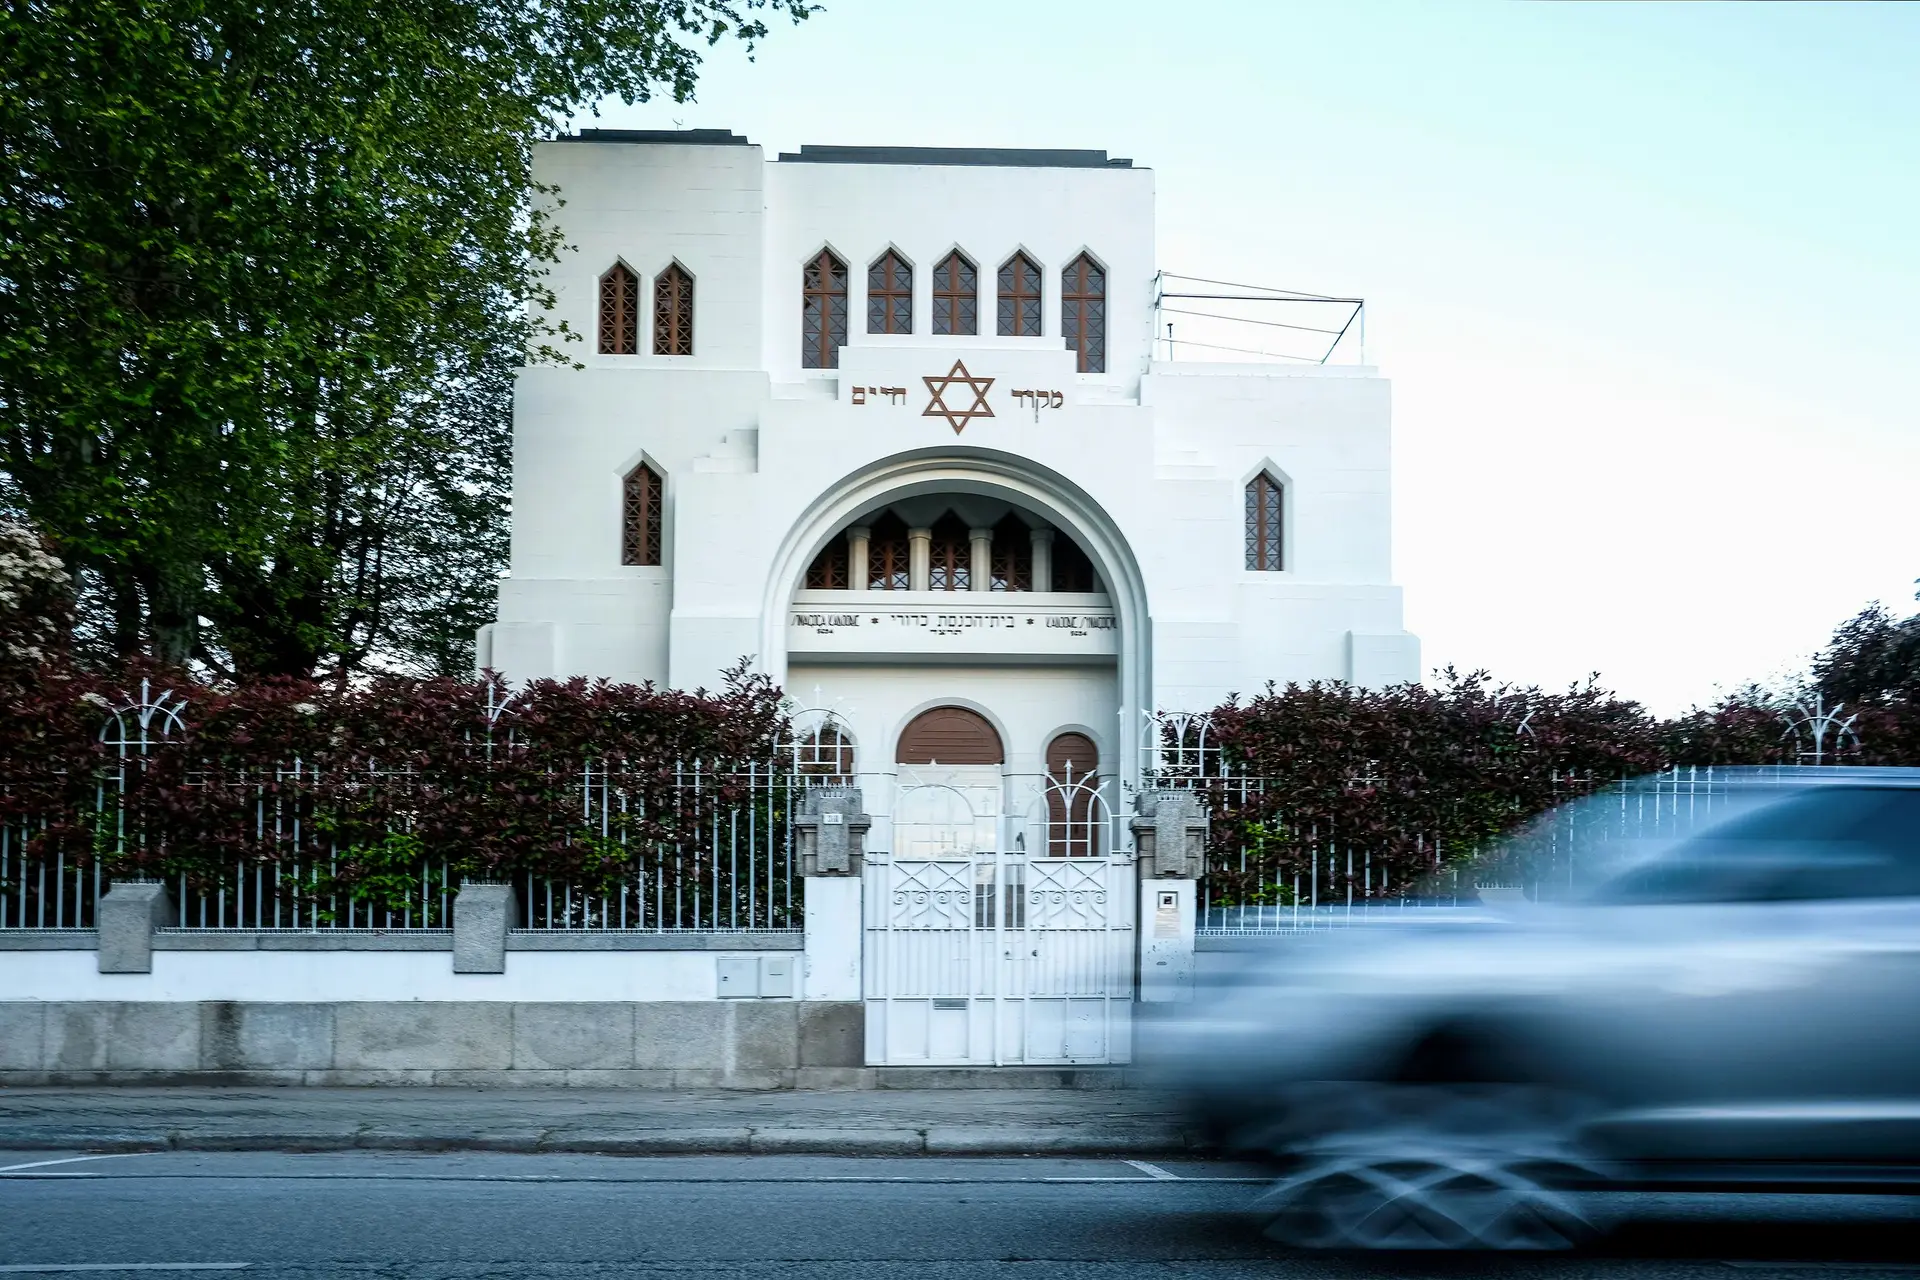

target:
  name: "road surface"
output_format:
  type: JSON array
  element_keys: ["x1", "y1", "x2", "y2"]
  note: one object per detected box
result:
[{"x1": 3, "y1": 1149, "x2": 1918, "y2": 1278}]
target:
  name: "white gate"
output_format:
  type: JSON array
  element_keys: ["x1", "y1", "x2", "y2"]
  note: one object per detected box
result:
[{"x1": 864, "y1": 771, "x2": 1134, "y2": 1066}]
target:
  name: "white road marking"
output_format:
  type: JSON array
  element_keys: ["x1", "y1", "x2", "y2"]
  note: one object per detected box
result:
[
  {"x1": 0, "y1": 1266, "x2": 249, "y2": 1274},
  {"x1": 1122, "y1": 1159, "x2": 1180, "y2": 1181},
  {"x1": 0, "y1": 1154, "x2": 150, "y2": 1176}
]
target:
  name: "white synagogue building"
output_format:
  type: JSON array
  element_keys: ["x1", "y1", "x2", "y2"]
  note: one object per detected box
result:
[{"x1": 481, "y1": 130, "x2": 1420, "y2": 1065}]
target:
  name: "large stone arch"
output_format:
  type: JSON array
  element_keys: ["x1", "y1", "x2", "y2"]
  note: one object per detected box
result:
[{"x1": 759, "y1": 447, "x2": 1152, "y2": 791}]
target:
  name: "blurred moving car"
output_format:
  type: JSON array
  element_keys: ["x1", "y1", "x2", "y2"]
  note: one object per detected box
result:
[{"x1": 1145, "y1": 771, "x2": 1920, "y2": 1250}]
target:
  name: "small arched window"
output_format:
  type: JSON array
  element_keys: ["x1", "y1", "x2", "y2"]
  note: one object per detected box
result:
[
  {"x1": 1061, "y1": 253, "x2": 1106, "y2": 373},
  {"x1": 1245, "y1": 473, "x2": 1284, "y2": 572},
  {"x1": 598, "y1": 263, "x2": 640, "y2": 354},
  {"x1": 997, "y1": 252, "x2": 1042, "y2": 337},
  {"x1": 867, "y1": 512, "x2": 910, "y2": 590},
  {"x1": 867, "y1": 250, "x2": 913, "y2": 334},
  {"x1": 933, "y1": 251, "x2": 977, "y2": 336},
  {"x1": 805, "y1": 531, "x2": 849, "y2": 589},
  {"x1": 1046, "y1": 732, "x2": 1100, "y2": 857},
  {"x1": 897, "y1": 706, "x2": 1003, "y2": 765},
  {"x1": 802, "y1": 250, "x2": 849, "y2": 369},
  {"x1": 622, "y1": 462, "x2": 663, "y2": 566},
  {"x1": 652, "y1": 263, "x2": 693, "y2": 356},
  {"x1": 793, "y1": 722, "x2": 856, "y2": 783}
]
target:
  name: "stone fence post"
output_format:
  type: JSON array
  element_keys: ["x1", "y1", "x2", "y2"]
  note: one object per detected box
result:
[
  {"x1": 98, "y1": 879, "x2": 172, "y2": 974},
  {"x1": 794, "y1": 786, "x2": 869, "y2": 1003},
  {"x1": 1131, "y1": 790, "x2": 1208, "y2": 1002},
  {"x1": 452, "y1": 881, "x2": 515, "y2": 974}
]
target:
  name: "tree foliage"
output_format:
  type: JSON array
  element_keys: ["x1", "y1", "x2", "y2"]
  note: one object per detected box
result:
[
  {"x1": 1811, "y1": 588, "x2": 1920, "y2": 707},
  {"x1": 0, "y1": 653, "x2": 788, "y2": 912},
  {"x1": 1202, "y1": 669, "x2": 1669, "y2": 903},
  {"x1": 1, "y1": 0, "x2": 811, "y2": 679}
]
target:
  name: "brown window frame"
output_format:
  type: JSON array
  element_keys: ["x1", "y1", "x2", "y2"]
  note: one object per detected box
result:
[
  {"x1": 598, "y1": 262, "x2": 640, "y2": 355},
  {"x1": 1061, "y1": 253, "x2": 1106, "y2": 373},
  {"x1": 622, "y1": 462, "x2": 663, "y2": 566},
  {"x1": 997, "y1": 252, "x2": 1042, "y2": 337},
  {"x1": 866, "y1": 512, "x2": 911, "y2": 590},
  {"x1": 652, "y1": 262, "x2": 694, "y2": 356},
  {"x1": 1245, "y1": 472, "x2": 1284, "y2": 571},
  {"x1": 867, "y1": 250, "x2": 913, "y2": 335},
  {"x1": 932, "y1": 251, "x2": 978, "y2": 336},
  {"x1": 805, "y1": 531, "x2": 850, "y2": 589},
  {"x1": 802, "y1": 249, "x2": 849, "y2": 369}
]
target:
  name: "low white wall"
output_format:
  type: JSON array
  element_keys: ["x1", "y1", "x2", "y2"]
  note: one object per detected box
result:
[{"x1": 0, "y1": 949, "x2": 801, "y2": 1003}]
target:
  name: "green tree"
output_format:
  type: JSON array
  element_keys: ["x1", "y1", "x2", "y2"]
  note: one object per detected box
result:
[
  {"x1": 1811, "y1": 585, "x2": 1920, "y2": 707},
  {"x1": 1, "y1": 0, "x2": 811, "y2": 678}
]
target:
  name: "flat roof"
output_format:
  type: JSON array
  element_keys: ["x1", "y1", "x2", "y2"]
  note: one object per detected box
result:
[
  {"x1": 551, "y1": 133, "x2": 1137, "y2": 170},
  {"x1": 777, "y1": 145, "x2": 1132, "y2": 169},
  {"x1": 557, "y1": 128, "x2": 751, "y2": 146}
]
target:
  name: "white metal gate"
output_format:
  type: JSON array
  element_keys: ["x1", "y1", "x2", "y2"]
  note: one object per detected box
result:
[{"x1": 864, "y1": 772, "x2": 1134, "y2": 1066}]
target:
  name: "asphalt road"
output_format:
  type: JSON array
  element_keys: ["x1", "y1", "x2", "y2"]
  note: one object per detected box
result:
[{"x1": 3, "y1": 1149, "x2": 1919, "y2": 1279}]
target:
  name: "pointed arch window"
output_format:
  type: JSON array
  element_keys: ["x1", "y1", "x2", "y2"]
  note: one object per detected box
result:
[
  {"x1": 598, "y1": 263, "x2": 640, "y2": 354},
  {"x1": 652, "y1": 263, "x2": 693, "y2": 355},
  {"x1": 1245, "y1": 473, "x2": 1284, "y2": 571},
  {"x1": 1062, "y1": 253, "x2": 1106, "y2": 373},
  {"x1": 928, "y1": 513, "x2": 971, "y2": 591},
  {"x1": 802, "y1": 250, "x2": 849, "y2": 368},
  {"x1": 997, "y1": 252, "x2": 1042, "y2": 337},
  {"x1": 622, "y1": 462, "x2": 663, "y2": 566},
  {"x1": 933, "y1": 251, "x2": 978, "y2": 336},
  {"x1": 866, "y1": 512, "x2": 910, "y2": 590},
  {"x1": 989, "y1": 514, "x2": 1031, "y2": 591},
  {"x1": 867, "y1": 251, "x2": 913, "y2": 334}
]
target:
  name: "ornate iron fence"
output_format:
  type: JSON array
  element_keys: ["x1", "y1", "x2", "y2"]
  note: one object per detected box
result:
[
  {"x1": 1139, "y1": 710, "x2": 1832, "y2": 934},
  {"x1": 1, "y1": 681, "x2": 808, "y2": 934}
]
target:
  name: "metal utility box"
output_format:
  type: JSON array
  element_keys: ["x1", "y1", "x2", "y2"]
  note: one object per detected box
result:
[
  {"x1": 759, "y1": 956, "x2": 795, "y2": 998},
  {"x1": 716, "y1": 956, "x2": 759, "y2": 998}
]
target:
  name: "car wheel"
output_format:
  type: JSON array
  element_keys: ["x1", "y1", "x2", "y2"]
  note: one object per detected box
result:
[{"x1": 1255, "y1": 1084, "x2": 1612, "y2": 1251}]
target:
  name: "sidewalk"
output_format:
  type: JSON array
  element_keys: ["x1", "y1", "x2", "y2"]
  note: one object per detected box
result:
[{"x1": 0, "y1": 1085, "x2": 1197, "y2": 1156}]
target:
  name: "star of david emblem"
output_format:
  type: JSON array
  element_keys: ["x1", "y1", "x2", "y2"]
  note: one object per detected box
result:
[{"x1": 922, "y1": 360, "x2": 995, "y2": 434}]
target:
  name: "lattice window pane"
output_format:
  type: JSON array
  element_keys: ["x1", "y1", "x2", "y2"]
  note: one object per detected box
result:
[
  {"x1": 599, "y1": 264, "x2": 639, "y2": 355},
  {"x1": 806, "y1": 534, "x2": 849, "y2": 589},
  {"x1": 1245, "y1": 474, "x2": 1283, "y2": 571},
  {"x1": 998, "y1": 253, "x2": 1042, "y2": 337},
  {"x1": 1063, "y1": 254, "x2": 1106, "y2": 373},
  {"x1": 652, "y1": 264, "x2": 693, "y2": 356},
  {"x1": 867, "y1": 251, "x2": 913, "y2": 335},
  {"x1": 803, "y1": 251, "x2": 848, "y2": 367},
  {"x1": 623, "y1": 464, "x2": 663, "y2": 566}
]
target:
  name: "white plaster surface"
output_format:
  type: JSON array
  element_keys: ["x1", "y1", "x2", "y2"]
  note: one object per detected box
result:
[
  {"x1": 0, "y1": 949, "x2": 801, "y2": 1003},
  {"x1": 497, "y1": 137, "x2": 1418, "y2": 719},
  {"x1": 801, "y1": 877, "x2": 862, "y2": 1001}
]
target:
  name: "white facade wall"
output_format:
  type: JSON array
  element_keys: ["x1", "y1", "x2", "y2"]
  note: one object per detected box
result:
[
  {"x1": 1, "y1": 949, "x2": 800, "y2": 1003},
  {"x1": 494, "y1": 133, "x2": 1420, "y2": 777}
]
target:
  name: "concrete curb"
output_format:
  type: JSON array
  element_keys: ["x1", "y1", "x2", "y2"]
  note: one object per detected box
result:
[{"x1": 0, "y1": 1125, "x2": 1196, "y2": 1157}]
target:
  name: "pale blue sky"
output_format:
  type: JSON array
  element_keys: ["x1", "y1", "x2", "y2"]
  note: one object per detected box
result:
[{"x1": 582, "y1": 1, "x2": 1920, "y2": 713}]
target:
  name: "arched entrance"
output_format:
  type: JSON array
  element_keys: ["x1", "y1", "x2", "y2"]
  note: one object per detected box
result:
[
  {"x1": 866, "y1": 702, "x2": 1132, "y2": 1067},
  {"x1": 758, "y1": 448, "x2": 1153, "y2": 796}
]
